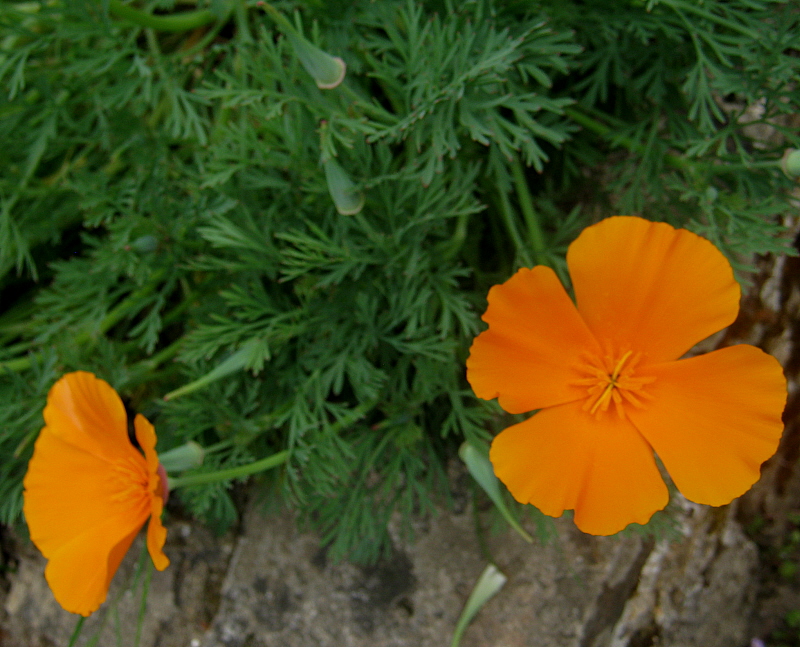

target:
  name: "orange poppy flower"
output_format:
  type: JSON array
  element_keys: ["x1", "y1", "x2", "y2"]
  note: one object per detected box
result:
[
  {"x1": 23, "y1": 371, "x2": 169, "y2": 616},
  {"x1": 467, "y1": 216, "x2": 787, "y2": 535}
]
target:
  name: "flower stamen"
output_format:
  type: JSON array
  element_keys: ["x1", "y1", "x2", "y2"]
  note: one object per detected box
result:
[{"x1": 572, "y1": 349, "x2": 655, "y2": 418}]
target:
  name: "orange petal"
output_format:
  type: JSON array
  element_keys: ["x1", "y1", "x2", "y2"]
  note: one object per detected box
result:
[
  {"x1": 147, "y1": 498, "x2": 170, "y2": 571},
  {"x1": 23, "y1": 428, "x2": 152, "y2": 615},
  {"x1": 490, "y1": 402, "x2": 669, "y2": 535},
  {"x1": 567, "y1": 217, "x2": 740, "y2": 363},
  {"x1": 467, "y1": 266, "x2": 602, "y2": 413},
  {"x1": 44, "y1": 511, "x2": 146, "y2": 616},
  {"x1": 134, "y1": 414, "x2": 170, "y2": 570},
  {"x1": 42, "y1": 372, "x2": 143, "y2": 465},
  {"x1": 22, "y1": 372, "x2": 165, "y2": 615},
  {"x1": 629, "y1": 345, "x2": 786, "y2": 506},
  {"x1": 23, "y1": 429, "x2": 150, "y2": 559}
]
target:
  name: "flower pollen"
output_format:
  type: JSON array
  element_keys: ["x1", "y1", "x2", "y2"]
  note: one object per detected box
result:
[{"x1": 572, "y1": 349, "x2": 655, "y2": 418}]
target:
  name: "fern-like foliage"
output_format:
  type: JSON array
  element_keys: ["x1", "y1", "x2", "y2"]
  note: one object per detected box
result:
[{"x1": 0, "y1": 0, "x2": 797, "y2": 561}]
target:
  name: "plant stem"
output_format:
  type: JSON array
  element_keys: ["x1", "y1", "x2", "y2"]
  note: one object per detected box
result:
[
  {"x1": 566, "y1": 106, "x2": 785, "y2": 177},
  {"x1": 168, "y1": 450, "x2": 289, "y2": 489},
  {"x1": 495, "y1": 185, "x2": 534, "y2": 268},
  {"x1": 510, "y1": 158, "x2": 548, "y2": 267},
  {"x1": 108, "y1": 0, "x2": 222, "y2": 32},
  {"x1": 0, "y1": 356, "x2": 32, "y2": 372},
  {"x1": 67, "y1": 617, "x2": 85, "y2": 647},
  {"x1": 658, "y1": 0, "x2": 761, "y2": 40},
  {"x1": 564, "y1": 106, "x2": 691, "y2": 171},
  {"x1": 98, "y1": 268, "x2": 168, "y2": 337}
]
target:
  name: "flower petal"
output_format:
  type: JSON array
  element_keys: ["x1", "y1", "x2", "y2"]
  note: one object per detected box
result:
[
  {"x1": 134, "y1": 414, "x2": 170, "y2": 570},
  {"x1": 24, "y1": 427, "x2": 150, "y2": 616},
  {"x1": 147, "y1": 498, "x2": 170, "y2": 571},
  {"x1": 44, "y1": 513, "x2": 144, "y2": 616},
  {"x1": 467, "y1": 266, "x2": 602, "y2": 414},
  {"x1": 23, "y1": 430, "x2": 150, "y2": 559},
  {"x1": 629, "y1": 344, "x2": 786, "y2": 506},
  {"x1": 490, "y1": 402, "x2": 669, "y2": 535},
  {"x1": 22, "y1": 372, "x2": 166, "y2": 615},
  {"x1": 42, "y1": 371, "x2": 142, "y2": 464},
  {"x1": 567, "y1": 217, "x2": 740, "y2": 363}
]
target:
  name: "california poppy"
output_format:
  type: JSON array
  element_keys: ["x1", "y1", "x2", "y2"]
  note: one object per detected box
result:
[
  {"x1": 467, "y1": 216, "x2": 786, "y2": 535},
  {"x1": 23, "y1": 371, "x2": 169, "y2": 616}
]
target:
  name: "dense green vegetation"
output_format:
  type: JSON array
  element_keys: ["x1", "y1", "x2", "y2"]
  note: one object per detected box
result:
[{"x1": 1, "y1": 0, "x2": 798, "y2": 561}]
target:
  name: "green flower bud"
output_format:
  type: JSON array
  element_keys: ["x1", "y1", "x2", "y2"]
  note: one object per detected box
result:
[
  {"x1": 324, "y1": 158, "x2": 364, "y2": 215},
  {"x1": 781, "y1": 149, "x2": 800, "y2": 179},
  {"x1": 128, "y1": 235, "x2": 159, "y2": 253},
  {"x1": 261, "y1": 3, "x2": 346, "y2": 89},
  {"x1": 158, "y1": 441, "x2": 205, "y2": 473}
]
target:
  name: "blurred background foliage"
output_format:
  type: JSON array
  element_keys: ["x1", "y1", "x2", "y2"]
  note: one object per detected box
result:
[{"x1": 0, "y1": 0, "x2": 798, "y2": 562}]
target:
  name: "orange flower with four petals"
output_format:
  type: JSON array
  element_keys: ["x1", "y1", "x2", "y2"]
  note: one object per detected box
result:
[
  {"x1": 23, "y1": 371, "x2": 169, "y2": 616},
  {"x1": 467, "y1": 216, "x2": 787, "y2": 535}
]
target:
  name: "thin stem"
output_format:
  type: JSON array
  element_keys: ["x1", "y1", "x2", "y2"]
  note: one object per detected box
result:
[
  {"x1": 67, "y1": 617, "x2": 85, "y2": 647},
  {"x1": 134, "y1": 559, "x2": 152, "y2": 647},
  {"x1": 510, "y1": 158, "x2": 548, "y2": 267},
  {"x1": 564, "y1": 106, "x2": 690, "y2": 171},
  {"x1": 108, "y1": 0, "x2": 222, "y2": 32},
  {"x1": 495, "y1": 186, "x2": 534, "y2": 268},
  {"x1": 338, "y1": 83, "x2": 397, "y2": 124},
  {"x1": 233, "y1": 0, "x2": 252, "y2": 44},
  {"x1": 98, "y1": 268, "x2": 168, "y2": 337},
  {"x1": 0, "y1": 356, "x2": 32, "y2": 372},
  {"x1": 202, "y1": 439, "x2": 234, "y2": 455},
  {"x1": 659, "y1": 0, "x2": 761, "y2": 40},
  {"x1": 437, "y1": 214, "x2": 469, "y2": 261},
  {"x1": 566, "y1": 106, "x2": 785, "y2": 177},
  {"x1": 168, "y1": 450, "x2": 289, "y2": 489}
]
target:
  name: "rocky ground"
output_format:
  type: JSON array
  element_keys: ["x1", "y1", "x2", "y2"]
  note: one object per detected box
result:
[{"x1": 0, "y1": 481, "x2": 798, "y2": 647}]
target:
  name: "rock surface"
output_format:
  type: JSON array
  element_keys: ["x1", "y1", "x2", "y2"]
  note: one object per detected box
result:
[{"x1": 0, "y1": 496, "x2": 768, "y2": 647}]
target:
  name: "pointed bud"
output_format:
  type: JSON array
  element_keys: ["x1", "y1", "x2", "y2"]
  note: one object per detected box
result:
[
  {"x1": 260, "y1": 3, "x2": 346, "y2": 89},
  {"x1": 285, "y1": 31, "x2": 346, "y2": 89},
  {"x1": 781, "y1": 149, "x2": 800, "y2": 179},
  {"x1": 158, "y1": 441, "x2": 206, "y2": 473},
  {"x1": 324, "y1": 158, "x2": 364, "y2": 215}
]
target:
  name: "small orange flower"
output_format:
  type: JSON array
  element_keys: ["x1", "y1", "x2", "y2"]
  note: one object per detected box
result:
[
  {"x1": 467, "y1": 216, "x2": 787, "y2": 535},
  {"x1": 23, "y1": 371, "x2": 169, "y2": 616}
]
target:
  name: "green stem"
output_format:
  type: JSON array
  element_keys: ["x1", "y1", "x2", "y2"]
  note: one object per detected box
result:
[
  {"x1": 168, "y1": 450, "x2": 289, "y2": 489},
  {"x1": 0, "y1": 356, "x2": 32, "y2": 372},
  {"x1": 495, "y1": 185, "x2": 534, "y2": 268},
  {"x1": 437, "y1": 213, "x2": 469, "y2": 261},
  {"x1": 67, "y1": 617, "x2": 85, "y2": 647},
  {"x1": 659, "y1": 0, "x2": 761, "y2": 40},
  {"x1": 97, "y1": 268, "x2": 168, "y2": 337},
  {"x1": 233, "y1": 0, "x2": 252, "y2": 44},
  {"x1": 338, "y1": 83, "x2": 397, "y2": 124},
  {"x1": 567, "y1": 106, "x2": 785, "y2": 177},
  {"x1": 108, "y1": 0, "x2": 222, "y2": 32},
  {"x1": 510, "y1": 158, "x2": 548, "y2": 267},
  {"x1": 202, "y1": 439, "x2": 234, "y2": 455},
  {"x1": 564, "y1": 107, "x2": 691, "y2": 171}
]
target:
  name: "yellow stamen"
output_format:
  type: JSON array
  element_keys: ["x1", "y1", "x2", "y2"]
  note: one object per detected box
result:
[{"x1": 588, "y1": 351, "x2": 633, "y2": 415}]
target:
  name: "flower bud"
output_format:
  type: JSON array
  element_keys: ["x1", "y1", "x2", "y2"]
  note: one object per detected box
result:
[
  {"x1": 781, "y1": 149, "x2": 800, "y2": 179},
  {"x1": 158, "y1": 441, "x2": 205, "y2": 472},
  {"x1": 324, "y1": 158, "x2": 364, "y2": 215},
  {"x1": 285, "y1": 31, "x2": 346, "y2": 89},
  {"x1": 260, "y1": 3, "x2": 346, "y2": 89}
]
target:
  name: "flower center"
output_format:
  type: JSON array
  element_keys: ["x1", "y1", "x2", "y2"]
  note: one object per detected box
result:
[
  {"x1": 571, "y1": 349, "x2": 655, "y2": 418},
  {"x1": 108, "y1": 456, "x2": 150, "y2": 504}
]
